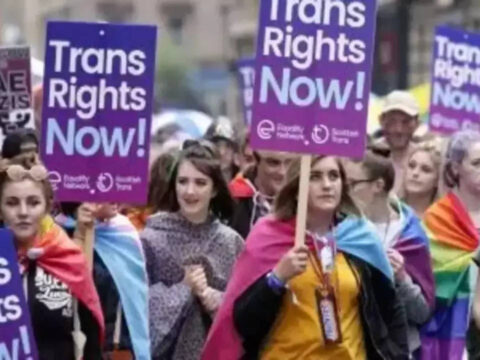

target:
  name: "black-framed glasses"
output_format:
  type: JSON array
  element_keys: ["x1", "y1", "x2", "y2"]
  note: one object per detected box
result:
[
  {"x1": 182, "y1": 139, "x2": 217, "y2": 157},
  {"x1": 348, "y1": 178, "x2": 375, "y2": 189}
]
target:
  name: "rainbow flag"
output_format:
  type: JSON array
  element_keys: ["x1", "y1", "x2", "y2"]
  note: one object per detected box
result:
[{"x1": 421, "y1": 193, "x2": 479, "y2": 360}]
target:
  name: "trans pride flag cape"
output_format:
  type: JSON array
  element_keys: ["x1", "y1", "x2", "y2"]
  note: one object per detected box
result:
[
  {"x1": 94, "y1": 214, "x2": 151, "y2": 360},
  {"x1": 421, "y1": 193, "x2": 479, "y2": 360},
  {"x1": 393, "y1": 201, "x2": 435, "y2": 309},
  {"x1": 201, "y1": 214, "x2": 393, "y2": 360}
]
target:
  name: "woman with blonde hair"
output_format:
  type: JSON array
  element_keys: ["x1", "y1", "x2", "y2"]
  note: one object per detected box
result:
[
  {"x1": 401, "y1": 140, "x2": 443, "y2": 217},
  {"x1": 0, "y1": 158, "x2": 104, "y2": 359},
  {"x1": 203, "y1": 155, "x2": 409, "y2": 360}
]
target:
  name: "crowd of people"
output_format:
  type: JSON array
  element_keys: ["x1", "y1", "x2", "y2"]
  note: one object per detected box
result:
[{"x1": 3, "y1": 88, "x2": 480, "y2": 360}]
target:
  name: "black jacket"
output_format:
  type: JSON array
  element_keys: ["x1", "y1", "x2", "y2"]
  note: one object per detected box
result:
[
  {"x1": 233, "y1": 253, "x2": 409, "y2": 360},
  {"x1": 25, "y1": 262, "x2": 102, "y2": 360}
]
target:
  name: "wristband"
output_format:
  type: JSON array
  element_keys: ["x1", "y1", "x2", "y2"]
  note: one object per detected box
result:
[{"x1": 266, "y1": 271, "x2": 286, "y2": 294}]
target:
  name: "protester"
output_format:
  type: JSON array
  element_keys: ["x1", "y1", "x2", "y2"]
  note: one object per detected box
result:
[
  {"x1": 141, "y1": 140, "x2": 244, "y2": 359},
  {"x1": 1, "y1": 128, "x2": 39, "y2": 167},
  {"x1": 237, "y1": 131, "x2": 256, "y2": 174},
  {"x1": 206, "y1": 118, "x2": 239, "y2": 182},
  {"x1": 346, "y1": 151, "x2": 435, "y2": 357},
  {"x1": 126, "y1": 151, "x2": 178, "y2": 230},
  {"x1": 402, "y1": 142, "x2": 442, "y2": 217},
  {"x1": 470, "y1": 254, "x2": 480, "y2": 358},
  {"x1": 421, "y1": 131, "x2": 480, "y2": 359},
  {"x1": 229, "y1": 150, "x2": 296, "y2": 238},
  {"x1": 374, "y1": 90, "x2": 420, "y2": 193},
  {"x1": 71, "y1": 202, "x2": 150, "y2": 360},
  {"x1": 203, "y1": 155, "x2": 409, "y2": 360},
  {"x1": 0, "y1": 158, "x2": 104, "y2": 359}
]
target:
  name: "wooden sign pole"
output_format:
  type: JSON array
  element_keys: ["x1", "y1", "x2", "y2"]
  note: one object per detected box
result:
[
  {"x1": 83, "y1": 226, "x2": 95, "y2": 271},
  {"x1": 295, "y1": 155, "x2": 312, "y2": 247}
]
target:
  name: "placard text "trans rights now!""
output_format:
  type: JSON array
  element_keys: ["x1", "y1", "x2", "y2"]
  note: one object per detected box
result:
[{"x1": 250, "y1": 0, "x2": 377, "y2": 158}]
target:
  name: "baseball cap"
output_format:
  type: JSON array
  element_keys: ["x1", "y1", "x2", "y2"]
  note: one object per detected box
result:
[
  {"x1": 381, "y1": 90, "x2": 420, "y2": 117},
  {"x1": 206, "y1": 116, "x2": 236, "y2": 144},
  {"x1": 2, "y1": 128, "x2": 39, "y2": 159}
]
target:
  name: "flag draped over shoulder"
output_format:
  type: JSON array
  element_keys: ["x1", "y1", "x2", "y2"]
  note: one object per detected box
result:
[
  {"x1": 394, "y1": 202, "x2": 435, "y2": 309},
  {"x1": 94, "y1": 214, "x2": 151, "y2": 360},
  {"x1": 28, "y1": 216, "x2": 105, "y2": 342},
  {"x1": 421, "y1": 192, "x2": 479, "y2": 360},
  {"x1": 201, "y1": 214, "x2": 392, "y2": 360}
]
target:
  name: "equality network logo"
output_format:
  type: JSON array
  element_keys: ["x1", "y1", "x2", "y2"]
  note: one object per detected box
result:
[{"x1": 257, "y1": 119, "x2": 275, "y2": 140}]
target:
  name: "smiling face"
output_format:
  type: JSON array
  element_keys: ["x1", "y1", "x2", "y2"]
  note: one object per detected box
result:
[
  {"x1": 256, "y1": 151, "x2": 295, "y2": 196},
  {"x1": 381, "y1": 110, "x2": 418, "y2": 151},
  {"x1": 175, "y1": 160, "x2": 216, "y2": 223},
  {"x1": 308, "y1": 157, "x2": 343, "y2": 215},
  {"x1": 405, "y1": 150, "x2": 439, "y2": 197},
  {"x1": 1, "y1": 179, "x2": 47, "y2": 244}
]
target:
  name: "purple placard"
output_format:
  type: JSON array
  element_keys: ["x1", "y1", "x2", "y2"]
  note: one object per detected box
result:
[
  {"x1": 0, "y1": 46, "x2": 34, "y2": 145},
  {"x1": 41, "y1": 21, "x2": 157, "y2": 204},
  {"x1": 429, "y1": 26, "x2": 480, "y2": 134},
  {"x1": 0, "y1": 229, "x2": 38, "y2": 359},
  {"x1": 236, "y1": 57, "x2": 255, "y2": 126},
  {"x1": 250, "y1": 0, "x2": 377, "y2": 157}
]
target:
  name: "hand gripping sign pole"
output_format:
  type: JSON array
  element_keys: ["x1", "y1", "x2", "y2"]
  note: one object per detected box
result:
[
  {"x1": 250, "y1": 0, "x2": 376, "y2": 245},
  {"x1": 295, "y1": 155, "x2": 312, "y2": 246}
]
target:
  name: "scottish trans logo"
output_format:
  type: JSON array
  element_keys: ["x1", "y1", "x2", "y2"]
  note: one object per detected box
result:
[
  {"x1": 96, "y1": 173, "x2": 114, "y2": 193},
  {"x1": 311, "y1": 125, "x2": 330, "y2": 144}
]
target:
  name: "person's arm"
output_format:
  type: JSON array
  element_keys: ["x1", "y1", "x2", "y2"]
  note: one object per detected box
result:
[
  {"x1": 396, "y1": 275, "x2": 432, "y2": 325},
  {"x1": 233, "y1": 274, "x2": 285, "y2": 354},
  {"x1": 78, "y1": 301, "x2": 103, "y2": 360}
]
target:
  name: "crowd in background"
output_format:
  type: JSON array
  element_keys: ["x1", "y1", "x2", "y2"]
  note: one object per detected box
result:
[{"x1": 2, "y1": 87, "x2": 480, "y2": 360}]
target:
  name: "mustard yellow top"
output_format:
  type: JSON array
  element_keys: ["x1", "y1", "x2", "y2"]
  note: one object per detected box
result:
[{"x1": 261, "y1": 252, "x2": 366, "y2": 360}]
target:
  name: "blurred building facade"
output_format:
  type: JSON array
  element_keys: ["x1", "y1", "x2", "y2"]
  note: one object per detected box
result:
[
  {"x1": 0, "y1": 0, "x2": 258, "y2": 123},
  {"x1": 374, "y1": 0, "x2": 480, "y2": 94},
  {"x1": 4, "y1": 0, "x2": 480, "y2": 127}
]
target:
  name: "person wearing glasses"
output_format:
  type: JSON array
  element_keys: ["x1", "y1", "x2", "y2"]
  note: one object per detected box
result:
[
  {"x1": 229, "y1": 150, "x2": 296, "y2": 239},
  {"x1": 141, "y1": 140, "x2": 244, "y2": 360},
  {"x1": 345, "y1": 151, "x2": 434, "y2": 358},
  {"x1": 203, "y1": 155, "x2": 409, "y2": 360},
  {"x1": 0, "y1": 158, "x2": 103, "y2": 359},
  {"x1": 372, "y1": 90, "x2": 420, "y2": 194},
  {"x1": 422, "y1": 131, "x2": 480, "y2": 360}
]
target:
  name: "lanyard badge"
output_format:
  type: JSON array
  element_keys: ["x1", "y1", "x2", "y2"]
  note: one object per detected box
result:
[{"x1": 311, "y1": 234, "x2": 342, "y2": 345}]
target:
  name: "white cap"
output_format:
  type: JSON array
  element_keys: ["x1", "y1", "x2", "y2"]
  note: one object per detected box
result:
[{"x1": 381, "y1": 90, "x2": 420, "y2": 117}]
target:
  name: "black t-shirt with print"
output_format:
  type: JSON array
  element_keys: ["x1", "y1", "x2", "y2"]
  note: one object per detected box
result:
[{"x1": 25, "y1": 262, "x2": 102, "y2": 360}]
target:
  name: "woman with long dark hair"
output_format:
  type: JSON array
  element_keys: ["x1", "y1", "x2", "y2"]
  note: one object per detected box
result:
[
  {"x1": 141, "y1": 140, "x2": 243, "y2": 359},
  {"x1": 203, "y1": 155, "x2": 409, "y2": 360}
]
